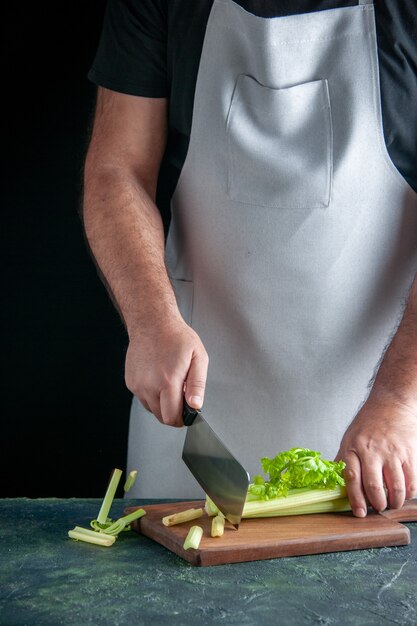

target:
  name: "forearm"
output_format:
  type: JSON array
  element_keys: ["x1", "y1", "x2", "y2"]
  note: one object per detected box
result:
[
  {"x1": 82, "y1": 167, "x2": 180, "y2": 337},
  {"x1": 81, "y1": 90, "x2": 208, "y2": 424},
  {"x1": 368, "y1": 275, "x2": 417, "y2": 410}
]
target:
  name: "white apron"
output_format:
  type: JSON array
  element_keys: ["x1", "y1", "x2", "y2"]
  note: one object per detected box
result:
[{"x1": 127, "y1": 0, "x2": 417, "y2": 498}]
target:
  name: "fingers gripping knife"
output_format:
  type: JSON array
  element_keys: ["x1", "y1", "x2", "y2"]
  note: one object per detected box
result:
[{"x1": 182, "y1": 400, "x2": 250, "y2": 528}]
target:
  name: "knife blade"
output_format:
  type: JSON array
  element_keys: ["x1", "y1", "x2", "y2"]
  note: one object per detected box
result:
[{"x1": 182, "y1": 400, "x2": 250, "y2": 528}]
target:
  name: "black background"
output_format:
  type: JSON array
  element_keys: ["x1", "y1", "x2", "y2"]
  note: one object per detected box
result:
[{"x1": 2, "y1": 2, "x2": 132, "y2": 497}]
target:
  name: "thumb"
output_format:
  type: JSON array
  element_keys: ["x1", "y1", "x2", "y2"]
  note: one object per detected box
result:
[{"x1": 185, "y1": 350, "x2": 208, "y2": 410}]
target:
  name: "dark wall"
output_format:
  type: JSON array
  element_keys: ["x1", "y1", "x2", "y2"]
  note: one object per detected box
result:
[{"x1": 2, "y1": 2, "x2": 133, "y2": 496}]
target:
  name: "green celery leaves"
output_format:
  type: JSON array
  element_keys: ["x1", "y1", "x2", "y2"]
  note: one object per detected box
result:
[{"x1": 248, "y1": 447, "x2": 346, "y2": 500}]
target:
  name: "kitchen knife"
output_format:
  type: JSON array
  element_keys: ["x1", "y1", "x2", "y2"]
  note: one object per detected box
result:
[{"x1": 182, "y1": 400, "x2": 250, "y2": 529}]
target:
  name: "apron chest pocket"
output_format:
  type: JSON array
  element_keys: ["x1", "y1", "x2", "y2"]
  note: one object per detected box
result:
[{"x1": 226, "y1": 75, "x2": 333, "y2": 209}]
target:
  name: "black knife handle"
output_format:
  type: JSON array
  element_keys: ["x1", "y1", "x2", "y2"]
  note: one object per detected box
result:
[{"x1": 182, "y1": 399, "x2": 199, "y2": 426}]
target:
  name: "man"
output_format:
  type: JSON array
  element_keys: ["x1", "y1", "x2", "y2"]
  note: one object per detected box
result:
[{"x1": 83, "y1": 0, "x2": 417, "y2": 514}]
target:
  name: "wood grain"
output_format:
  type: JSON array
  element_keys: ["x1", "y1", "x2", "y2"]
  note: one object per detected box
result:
[{"x1": 126, "y1": 499, "x2": 416, "y2": 567}]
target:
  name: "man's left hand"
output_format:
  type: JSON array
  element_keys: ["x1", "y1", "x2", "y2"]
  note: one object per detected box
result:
[{"x1": 335, "y1": 398, "x2": 417, "y2": 517}]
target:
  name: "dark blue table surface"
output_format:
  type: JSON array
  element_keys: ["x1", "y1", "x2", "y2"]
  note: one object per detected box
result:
[{"x1": 0, "y1": 498, "x2": 416, "y2": 626}]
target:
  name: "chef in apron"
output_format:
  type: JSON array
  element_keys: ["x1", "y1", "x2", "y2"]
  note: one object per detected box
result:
[{"x1": 85, "y1": 0, "x2": 417, "y2": 515}]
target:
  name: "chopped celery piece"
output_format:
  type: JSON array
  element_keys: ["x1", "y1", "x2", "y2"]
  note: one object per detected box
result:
[
  {"x1": 162, "y1": 508, "x2": 203, "y2": 527},
  {"x1": 124, "y1": 470, "x2": 138, "y2": 493},
  {"x1": 204, "y1": 496, "x2": 219, "y2": 517},
  {"x1": 68, "y1": 527, "x2": 115, "y2": 547},
  {"x1": 97, "y1": 468, "x2": 123, "y2": 525},
  {"x1": 211, "y1": 514, "x2": 225, "y2": 537},
  {"x1": 183, "y1": 525, "x2": 203, "y2": 550}
]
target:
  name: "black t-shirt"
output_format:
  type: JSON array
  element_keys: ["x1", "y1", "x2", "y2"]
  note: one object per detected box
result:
[{"x1": 88, "y1": 0, "x2": 417, "y2": 229}]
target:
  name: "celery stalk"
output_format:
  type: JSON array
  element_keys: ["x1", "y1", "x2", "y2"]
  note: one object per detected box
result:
[
  {"x1": 204, "y1": 486, "x2": 352, "y2": 519},
  {"x1": 97, "y1": 468, "x2": 123, "y2": 525},
  {"x1": 242, "y1": 486, "x2": 347, "y2": 518},
  {"x1": 244, "y1": 497, "x2": 351, "y2": 517}
]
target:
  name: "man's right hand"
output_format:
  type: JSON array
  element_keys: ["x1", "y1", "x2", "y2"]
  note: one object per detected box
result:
[
  {"x1": 125, "y1": 320, "x2": 209, "y2": 427},
  {"x1": 83, "y1": 88, "x2": 207, "y2": 427}
]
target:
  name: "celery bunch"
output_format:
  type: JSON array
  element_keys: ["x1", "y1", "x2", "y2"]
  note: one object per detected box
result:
[{"x1": 206, "y1": 448, "x2": 351, "y2": 518}]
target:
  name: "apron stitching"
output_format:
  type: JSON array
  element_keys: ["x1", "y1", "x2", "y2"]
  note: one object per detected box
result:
[
  {"x1": 214, "y1": 28, "x2": 366, "y2": 47},
  {"x1": 324, "y1": 80, "x2": 334, "y2": 208},
  {"x1": 216, "y1": 0, "x2": 372, "y2": 20}
]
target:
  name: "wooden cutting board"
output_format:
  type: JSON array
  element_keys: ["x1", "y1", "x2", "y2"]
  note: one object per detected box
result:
[{"x1": 127, "y1": 499, "x2": 417, "y2": 567}]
